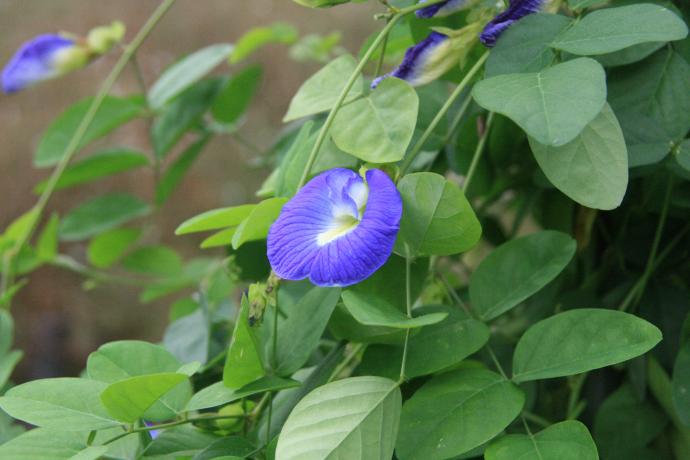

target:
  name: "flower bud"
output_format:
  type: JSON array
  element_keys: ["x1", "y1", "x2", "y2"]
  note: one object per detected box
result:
[{"x1": 87, "y1": 21, "x2": 126, "y2": 55}]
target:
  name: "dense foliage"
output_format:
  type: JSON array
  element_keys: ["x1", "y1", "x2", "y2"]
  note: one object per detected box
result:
[{"x1": 1, "y1": 0, "x2": 690, "y2": 459}]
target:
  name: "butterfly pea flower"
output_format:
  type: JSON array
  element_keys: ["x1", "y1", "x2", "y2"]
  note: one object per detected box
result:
[
  {"x1": 416, "y1": 0, "x2": 472, "y2": 18},
  {"x1": 2, "y1": 21, "x2": 125, "y2": 94},
  {"x1": 267, "y1": 168, "x2": 402, "y2": 287},
  {"x1": 480, "y1": 0, "x2": 545, "y2": 47}
]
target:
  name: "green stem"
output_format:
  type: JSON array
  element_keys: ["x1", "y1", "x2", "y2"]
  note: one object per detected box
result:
[
  {"x1": 103, "y1": 413, "x2": 245, "y2": 445},
  {"x1": 463, "y1": 111, "x2": 494, "y2": 193},
  {"x1": 296, "y1": 0, "x2": 449, "y2": 190},
  {"x1": 400, "y1": 51, "x2": 489, "y2": 174},
  {"x1": 374, "y1": 19, "x2": 391, "y2": 78},
  {"x1": 328, "y1": 343, "x2": 365, "y2": 382},
  {"x1": 486, "y1": 344, "x2": 508, "y2": 380},
  {"x1": 0, "y1": 0, "x2": 177, "y2": 306},
  {"x1": 522, "y1": 411, "x2": 552, "y2": 428},
  {"x1": 48, "y1": 254, "x2": 153, "y2": 287},
  {"x1": 398, "y1": 252, "x2": 413, "y2": 383}
]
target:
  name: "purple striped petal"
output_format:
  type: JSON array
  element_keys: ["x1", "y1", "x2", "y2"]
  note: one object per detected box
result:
[
  {"x1": 416, "y1": 0, "x2": 471, "y2": 18},
  {"x1": 2, "y1": 34, "x2": 79, "y2": 93},
  {"x1": 372, "y1": 32, "x2": 455, "y2": 88},
  {"x1": 267, "y1": 168, "x2": 402, "y2": 287},
  {"x1": 480, "y1": 0, "x2": 545, "y2": 47}
]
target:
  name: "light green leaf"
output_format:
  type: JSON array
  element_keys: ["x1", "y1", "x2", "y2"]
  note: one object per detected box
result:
[
  {"x1": 396, "y1": 368, "x2": 525, "y2": 460},
  {"x1": 223, "y1": 296, "x2": 266, "y2": 389},
  {"x1": 485, "y1": 420, "x2": 598, "y2": 460},
  {"x1": 34, "y1": 96, "x2": 143, "y2": 167},
  {"x1": 200, "y1": 227, "x2": 237, "y2": 248},
  {"x1": 473, "y1": 58, "x2": 606, "y2": 146},
  {"x1": 486, "y1": 14, "x2": 572, "y2": 77},
  {"x1": 513, "y1": 309, "x2": 662, "y2": 382},
  {"x1": 122, "y1": 245, "x2": 182, "y2": 276},
  {"x1": 87, "y1": 227, "x2": 141, "y2": 268},
  {"x1": 395, "y1": 172, "x2": 481, "y2": 257},
  {"x1": 211, "y1": 65, "x2": 263, "y2": 125},
  {"x1": 331, "y1": 77, "x2": 418, "y2": 163},
  {"x1": 262, "y1": 281, "x2": 341, "y2": 375},
  {"x1": 155, "y1": 135, "x2": 210, "y2": 205},
  {"x1": 0, "y1": 429, "x2": 91, "y2": 460},
  {"x1": 36, "y1": 214, "x2": 59, "y2": 261},
  {"x1": 673, "y1": 341, "x2": 690, "y2": 426},
  {"x1": 552, "y1": 4, "x2": 688, "y2": 56},
  {"x1": 230, "y1": 23, "x2": 298, "y2": 64},
  {"x1": 164, "y1": 308, "x2": 210, "y2": 365},
  {"x1": 87, "y1": 340, "x2": 193, "y2": 422},
  {"x1": 595, "y1": 41, "x2": 665, "y2": 67},
  {"x1": 231, "y1": 197, "x2": 287, "y2": 249},
  {"x1": 100, "y1": 372, "x2": 188, "y2": 423},
  {"x1": 283, "y1": 54, "x2": 363, "y2": 122},
  {"x1": 59, "y1": 193, "x2": 150, "y2": 241},
  {"x1": 358, "y1": 306, "x2": 490, "y2": 379},
  {"x1": 151, "y1": 78, "x2": 222, "y2": 158},
  {"x1": 470, "y1": 231, "x2": 576, "y2": 321},
  {"x1": 69, "y1": 446, "x2": 109, "y2": 460},
  {"x1": 176, "y1": 204, "x2": 255, "y2": 235},
  {"x1": 148, "y1": 43, "x2": 233, "y2": 110},
  {"x1": 276, "y1": 376, "x2": 401, "y2": 460},
  {"x1": 187, "y1": 376, "x2": 300, "y2": 411},
  {"x1": 0, "y1": 378, "x2": 119, "y2": 430},
  {"x1": 341, "y1": 290, "x2": 447, "y2": 329},
  {"x1": 34, "y1": 149, "x2": 149, "y2": 193},
  {"x1": 528, "y1": 104, "x2": 628, "y2": 210}
]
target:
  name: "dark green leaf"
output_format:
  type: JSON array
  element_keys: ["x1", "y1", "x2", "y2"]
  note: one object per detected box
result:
[
  {"x1": 341, "y1": 290, "x2": 447, "y2": 328},
  {"x1": 122, "y1": 245, "x2": 182, "y2": 276},
  {"x1": 59, "y1": 193, "x2": 150, "y2": 241},
  {"x1": 223, "y1": 296, "x2": 265, "y2": 389},
  {"x1": 187, "y1": 376, "x2": 300, "y2": 411},
  {"x1": 211, "y1": 65, "x2": 262, "y2": 125},
  {"x1": 155, "y1": 135, "x2": 210, "y2": 205}
]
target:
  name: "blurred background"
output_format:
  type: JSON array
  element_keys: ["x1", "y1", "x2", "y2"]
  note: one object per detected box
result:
[{"x1": 0, "y1": 0, "x2": 379, "y2": 381}]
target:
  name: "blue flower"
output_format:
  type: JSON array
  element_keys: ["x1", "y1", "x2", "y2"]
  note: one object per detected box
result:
[
  {"x1": 267, "y1": 168, "x2": 402, "y2": 287},
  {"x1": 372, "y1": 32, "x2": 456, "y2": 88},
  {"x1": 2, "y1": 34, "x2": 88, "y2": 93},
  {"x1": 416, "y1": 0, "x2": 471, "y2": 18},
  {"x1": 480, "y1": 0, "x2": 544, "y2": 47}
]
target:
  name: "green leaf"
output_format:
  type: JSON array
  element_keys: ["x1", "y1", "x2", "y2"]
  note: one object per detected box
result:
[
  {"x1": 473, "y1": 58, "x2": 606, "y2": 146},
  {"x1": 396, "y1": 368, "x2": 525, "y2": 460},
  {"x1": 148, "y1": 43, "x2": 233, "y2": 110},
  {"x1": 358, "y1": 306, "x2": 490, "y2": 379},
  {"x1": 486, "y1": 14, "x2": 572, "y2": 77},
  {"x1": 0, "y1": 429, "x2": 93, "y2": 460},
  {"x1": 485, "y1": 420, "x2": 598, "y2": 460},
  {"x1": 0, "y1": 378, "x2": 119, "y2": 430},
  {"x1": 87, "y1": 227, "x2": 141, "y2": 268},
  {"x1": 187, "y1": 376, "x2": 300, "y2": 411},
  {"x1": 262, "y1": 281, "x2": 341, "y2": 375},
  {"x1": 87, "y1": 340, "x2": 193, "y2": 422},
  {"x1": 121, "y1": 245, "x2": 182, "y2": 276},
  {"x1": 34, "y1": 96, "x2": 143, "y2": 168},
  {"x1": 283, "y1": 54, "x2": 363, "y2": 122},
  {"x1": 151, "y1": 78, "x2": 222, "y2": 158},
  {"x1": 223, "y1": 296, "x2": 265, "y2": 389},
  {"x1": 276, "y1": 376, "x2": 401, "y2": 460},
  {"x1": 595, "y1": 41, "x2": 665, "y2": 68},
  {"x1": 200, "y1": 228, "x2": 238, "y2": 248},
  {"x1": 59, "y1": 193, "x2": 150, "y2": 241},
  {"x1": 594, "y1": 384, "x2": 667, "y2": 459},
  {"x1": 609, "y1": 48, "x2": 690, "y2": 141},
  {"x1": 194, "y1": 437, "x2": 255, "y2": 460},
  {"x1": 0, "y1": 310, "x2": 14, "y2": 356},
  {"x1": 513, "y1": 309, "x2": 662, "y2": 382},
  {"x1": 211, "y1": 65, "x2": 263, "y2": 125},
  {"x1": 0, "y1": 350, "x2": 22, "y2": 390},
  {"x1": 341, "y1": 290, "x2": 447, "y2": 328},
  {"x1": 230, "y1": 23, "x2": 298, "y2": 64},
  {"x1": 176, "y1": 204, "x2": 255, "y2": 234},
  {"x1": 36, "y1": 214, "x2": 59, "y2": 261},
  {"x1": 395, "y1": 172, "x2": 481, "y2": 257},
  {"x1": 100, "y1": 372, "x2": 188, "y2": 423},
  {"x1": 155, "y1": 135, "x2": 210, "y2": 205},
  {"x1": 470, "y1": 231, "x2": 576, "y2": 321},
  {"x1": 551, "y1": 4, "x2": 688, "y2": 56},
  {"x1": 34, "y1": 149, "x2": 149, "y2": 193},
  {"x1": 673, "y1": 341, "x2": 690, "y2": 426},
  {"x1": 677, "y1": 139, "x2": 690, "y2": 173},
  {"x1": 231, "y1": 197, "x2": 287, "y2": 249},
  {"x1": 144, "y1": 425, "x2": 221, "y2": 458},
  {"x1": 67, "y1": 446, "x2": 109, "y2": 460},
  {"x1": 528, "y1": 104, "x2": 628, "y2": 210},
  {"x1": 331, "y1": 77, "x2": 418, "y2": 163}
]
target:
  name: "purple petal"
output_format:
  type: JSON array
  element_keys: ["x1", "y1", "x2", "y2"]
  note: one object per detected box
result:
[
  {"x1": 416, "y1": 0, "x2": 470, "y2": 18},
  {"x1": 480, "y1": 0, "x2": 545, "y2": 47},
  {"x1": 2, "y1": 34, "x2": 77, "y2": 93},
  {"x1": 267, "y1": 168, "x2": 402, "y2": 287},
  {"x1": 372, "y1": 32, "x2": 452, "y2": 88}
]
